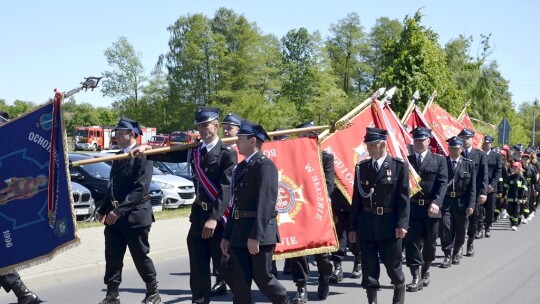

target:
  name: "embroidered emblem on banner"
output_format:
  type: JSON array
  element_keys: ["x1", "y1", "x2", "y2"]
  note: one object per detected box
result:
[
  {"x1": 353, "y1": 142, "x2": 369, "y2": 164},
  {"x1": 275, "y1": 170, "x2": 306, "y2": 225}
]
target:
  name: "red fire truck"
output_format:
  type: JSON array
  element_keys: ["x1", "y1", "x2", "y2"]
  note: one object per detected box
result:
[
  {"x1": 148, "y1": 134, "x2": 171, "y2": 147},
  {"x1": 72, "y1": 126, "x2": 112, "y2": 151},
  {"x1": 170, "y1": 131, "x2": 199, "y2": 145},
  {"x1": 109, "y1": 127, "x2": 158, "y2": 148}
]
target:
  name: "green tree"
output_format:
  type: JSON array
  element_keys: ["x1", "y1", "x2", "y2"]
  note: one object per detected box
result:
[
  {"x1": 102, "y1": 36, "x2": 147, "y2": 116},
  {"x1": 326, "y1": 13, "x2": 369, "y2": 96},
  {"x1": 376, "y1": 11, "x2": 461, "y2": 115}
]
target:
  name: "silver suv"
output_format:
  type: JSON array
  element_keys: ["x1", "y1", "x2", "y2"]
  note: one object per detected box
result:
[{"x1": 71, "y1": 181, "x2": 96, "y2": 221}]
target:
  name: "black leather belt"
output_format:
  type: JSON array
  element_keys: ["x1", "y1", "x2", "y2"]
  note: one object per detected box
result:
[
  {"x1": 446, "y1": 191, "x2": 464, "y2": 198},
  {"x1": 363, "y1": 206, "x2": 392, "y2": 215},
  {"x1": 411, "y1": 198, "x2": 433, "y2": 206},
  {"x1": 233, "y1": 210, "x2": 278, "y2": 219},
  {"x1": 194, "y1": 199, "x2": 215, "y2": 211}
]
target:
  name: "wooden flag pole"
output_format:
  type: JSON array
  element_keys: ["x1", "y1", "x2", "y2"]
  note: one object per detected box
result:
[
  {"x1": 457, "y1": 99, "x2": 472, "y2": 121},
  {"x1": 71, "y1": 125, "x2": 340, "y2": 167},
  {"x1": 318, "y1": 87, "x2": 386, "y2": 140},
  {"x1": 422, "y1": 90, "x2": 437, "y2": 114},
  {"x1": 401, "y1": 90, "x2": 420, "y2": 123}
]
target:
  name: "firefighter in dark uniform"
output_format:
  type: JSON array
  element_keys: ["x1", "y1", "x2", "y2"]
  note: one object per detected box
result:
[
  {"x1": 458, "y1": 128, "x2": 487, "y2": 256},
  {"x1": 220, "y1": 120, "x2": 290, "y2": 304},
  {"x1": 0, "y1": 110, "x2": 42, "y2": 304},
  {"x1": 439, "y1": 137, "x2": 476, "y2": 268},
  {"x1": 329, "y1": 189, "x2": 362, "y2": 282},
  {"x1": 404, "y1": 127, "x2": 447, "y2": 292},
  {"x1": 132, "y1": 107, "x2": 237, "y2": 304},
  {"x1": 287, "y1": 121, "x2": 334, "y2": 303},
  {"x1": 520, "y1": 153, "x2": 537, "y2": 224},
  {"x1": 481, "y1": 135, "x2": 502, "y2": 237},
  {"x1": 97, "y1": 117, "x2": 161, "y2": 304},
  {"x1": 209, "y1": 111, "x2": 244, "y2": 297},
  {"x1": 348, "y1": 127, "x2": 410, "y2": 304}
]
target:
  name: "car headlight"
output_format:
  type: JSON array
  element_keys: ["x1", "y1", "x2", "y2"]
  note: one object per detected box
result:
[{"x1": 153, "y1": 181, "x2": 175, "y2": 190}]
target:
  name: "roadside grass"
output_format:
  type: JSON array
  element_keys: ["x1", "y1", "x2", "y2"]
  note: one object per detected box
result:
[{"x1": 76, "y1": 205, "x2": 191, "y2": 229}]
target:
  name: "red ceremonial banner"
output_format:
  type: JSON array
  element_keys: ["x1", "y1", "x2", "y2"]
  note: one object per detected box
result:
[
  {"x1": 460, "y1": 113, "x2": 485, "y2": 148},
  {"x1": 404, "y1": 106, "x2": 448, "y2": 156},
  {"x1": 262, "y1": 137, "x2": 338, "y2": 258},
  {"x1": 321, "y1": 107, "x2": 376, "y2": 202},
  {"x1": 372, "y1": 100, "x2": 421, "y2": 196},
  {"x1": 424, "y1": 104, "x2": 466, "y2": 154}
]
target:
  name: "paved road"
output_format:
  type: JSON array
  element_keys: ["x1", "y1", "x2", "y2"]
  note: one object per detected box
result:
[{"x1": 2, "y1": 217, "x2": 540, "y2": 303}]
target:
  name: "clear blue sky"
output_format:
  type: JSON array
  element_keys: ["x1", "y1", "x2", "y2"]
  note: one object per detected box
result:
[{"x1": 1, "y1": 1, "x2": 539, "y2": 110}]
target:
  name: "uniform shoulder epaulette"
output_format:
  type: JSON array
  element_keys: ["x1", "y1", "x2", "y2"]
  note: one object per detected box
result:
[
  {"x1": 392, "y1": 157, "x2": 405, "y2": 163},
  {"x1": 359, "y1": 159, "x2": 370, "y2": 165}
]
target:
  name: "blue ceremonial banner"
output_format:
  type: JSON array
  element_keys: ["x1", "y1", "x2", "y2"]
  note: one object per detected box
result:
[{"x1": 0, "y1": 98, "x2": 79, "y2": 274}]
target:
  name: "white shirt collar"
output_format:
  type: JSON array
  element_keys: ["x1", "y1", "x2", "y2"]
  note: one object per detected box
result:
[
  {"x1": 416, "y1": 150, "x2": 428, "y2": 160},
  {"x1": 201, "y1": 137, "x2": 219, "y2": 153},
  {"x1": 244, "y1": 151, "x2": 258, "y2": 163},
  {"x1": 123, "y1": 143, "x2": 137, "y2": 153},
  {"x1": 372, "y1": 154, "x2": 387, "y2": 169},
  {"x1": 465, "y1": 147, "x2": 473, "y2": 154},
  {"x1": 450, "y1": 156, "x2": 461, "y2": 162}
]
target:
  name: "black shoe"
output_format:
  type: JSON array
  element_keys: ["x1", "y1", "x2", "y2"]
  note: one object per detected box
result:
[
  {"x1": 99, "y1": 295, "x2": 120, "y2": 304},
  {"x1": 475, "y1": 230, "x2": 484, "y2": 239},
  {"x1": 440, "y1": 256, "x2": 452, "y2": 268},
  {"x1": 317, "y1": 276, "x2": 330, "y2": 300},
  {"x1": 351, "y1": 263, "x2": 362, "y2": 279},
  {"x1": 329, "y1": 265, "x2": 343, "y2": 283},
  {"x1": 406, "y1": 268, "x2": 423, "y2": 292},
  {"x1": 11, "y1": 280, "x2": 42, "y2": 304},
  {"x1": 485, "y1": 230, "x2": 491, "y2": 238},
  {"x1": 209, "y1": 280, "x2": 227, "y2": 297},
  {"x1": 292, "y1": 286, "x2": 307, "y2": 304},
  {"x1": 467, "y1": 243, "x2": 475, "y2": 257},
  {"x1": 141, "y1": 292, "x2": 161, "y2": 304},
  {"x1": 422, "y1": 271, "x2": 430, "y2": 287}
]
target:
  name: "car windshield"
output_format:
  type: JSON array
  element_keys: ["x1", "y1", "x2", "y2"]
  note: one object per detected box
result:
[
  {"x1": 171, "y1": 133, "x2": 188, "y2": 142},
  {"x1": 79, "y1": 162, "x2": 111, "y2": 179},
  {"x1": 74, "y1": 130, "x2": 89, "y2": 137},
  {"x1": 153, "y1": 167, "x2": 165, "y2": 175},
  {"x1": 163, "y1": 162, "x2": 191, "y2": 175},
  {"x1": 151, "y1": 136, "x2": 165, "y2": 142}
]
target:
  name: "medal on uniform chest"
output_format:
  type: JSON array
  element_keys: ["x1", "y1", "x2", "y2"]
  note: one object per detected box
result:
[{"x1": 386, "y1": 168, "x2": 392, "y2": 181}]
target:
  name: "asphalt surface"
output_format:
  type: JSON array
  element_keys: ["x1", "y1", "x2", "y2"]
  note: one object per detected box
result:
[{"x1": 2, "y1": 216, "x2": 540, "y2": 303}]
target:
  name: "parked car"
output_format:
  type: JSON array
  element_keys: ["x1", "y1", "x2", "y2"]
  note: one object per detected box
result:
[
  {"x1": 68, "y1": 153, "x2": 164, "y2": 212},
  {"x1": 151, "y1": 167, "x2": 195, "y2": 208},
  {"x1": 71, "y1": 181, "x2": 96, "y2": 222},
  {"x1": 153, "y1": 161, "x2": 193, "y2": 181}
]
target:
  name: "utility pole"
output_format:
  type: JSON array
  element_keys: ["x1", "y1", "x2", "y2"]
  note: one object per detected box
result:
[{"x1": 534, "y1": 98, "x2": 538, "y2": 147}]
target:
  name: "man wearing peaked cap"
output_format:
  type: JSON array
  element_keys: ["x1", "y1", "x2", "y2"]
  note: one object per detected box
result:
[
  {"x1": 288, "y1": 121, "x2": 335, "y2": 302},
  {"x1": 404, "y1": 126, "x2": 447, "y2": 292},
  {"x1": 114, "y1": 116, "x2": 143, "y2": 136},
  {"x1": 221, "y1": 120, "x2": 290, "y2": 304},
  {"x1": 222, "y1": 112, "x2": 244, "y2": 139},
  {"x1": 439, "y1": 136, "x2": 476, "y2": 269},
  {"x1": 458, "y1": 128, "x2": 488, "y2": 254},
  {"x1": 131, "y1": 105, "x2": 237, "y2": 303},
  {"x1": 195, "y1": 106, "x2": 220, "y2": 125},
  {"x1": 349, "y1": 127, "x2": 409, "y2": 304},
  {"x1": 97, "y1": 116, "x2": 161, "y2": 304},
  {"x1": 481, "y1": 135, "x2": 502, "y2": 238}
]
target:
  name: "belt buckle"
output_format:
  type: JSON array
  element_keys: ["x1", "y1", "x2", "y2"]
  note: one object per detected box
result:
[
  {"x1": 234, "y1": 210, "x2": 239, "y2": 219},
  {"x1": 450, "y1": 191, "x2": 456, "y2": 198},
  {"x1": 376, "y1": 207, "x2": 384, "y2": 215},
  {"x1": 201, "y1": 201, "x2": 208, "y2": 211},
  {"x1": 418, "y1": 199, "x2": 425, "y2": 206}
]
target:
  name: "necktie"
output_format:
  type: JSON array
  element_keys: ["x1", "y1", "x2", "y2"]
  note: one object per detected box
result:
[
  {"x1": 373, "y1": 161, "x2": 379, "y2": 171},
  {"x1": 452, "y1": 160, "x2": 457, "y2": 170},
  {"x1": 417, "y1": 154, "x2": 422, "y2": 168},
  {"x1": 463, "y1": 150, "x2": 468, "y2": 158},
  {"x1": 200, "y1": 147, "x2": 207, "y2": 161}
]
